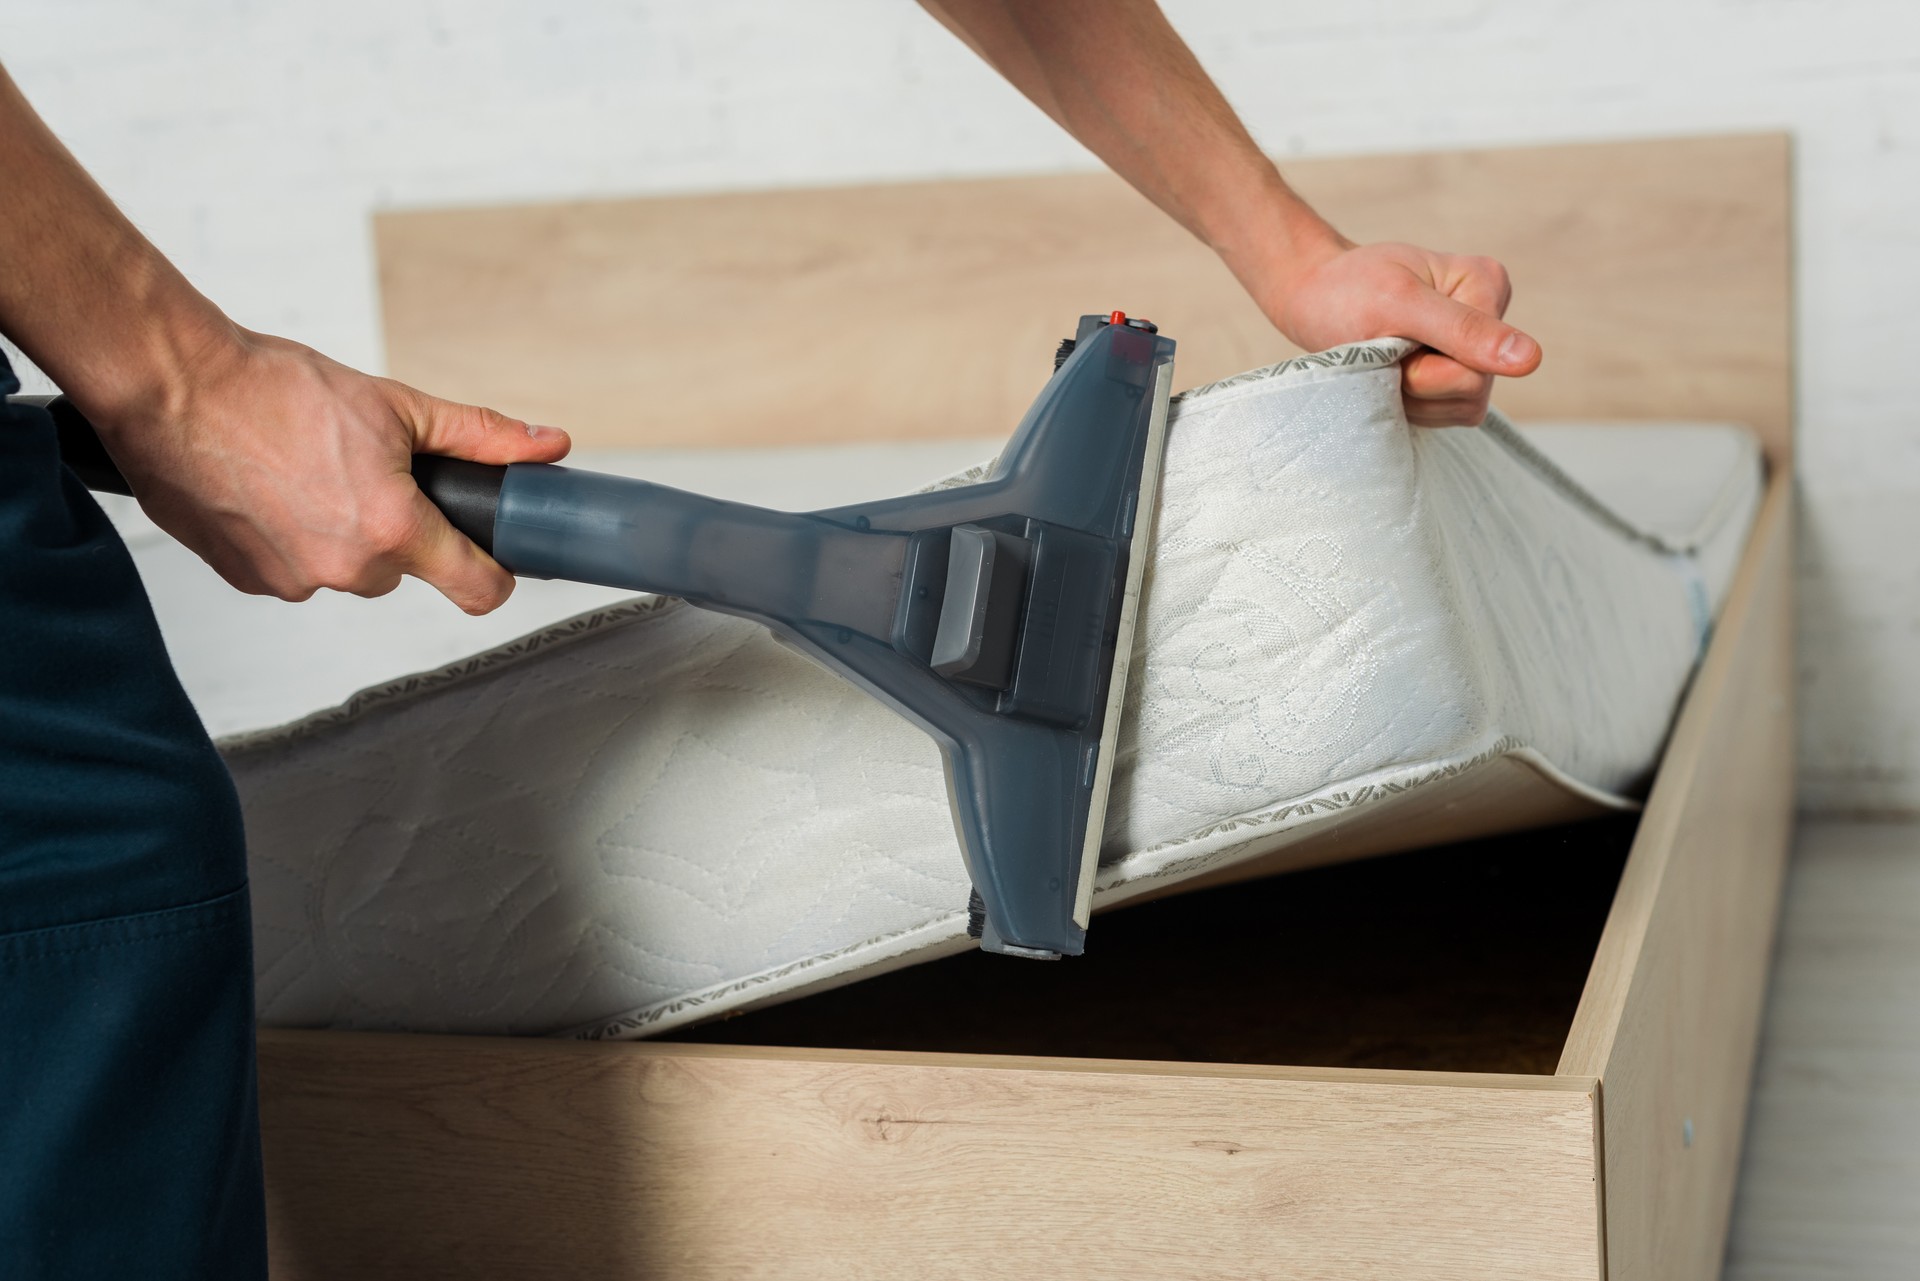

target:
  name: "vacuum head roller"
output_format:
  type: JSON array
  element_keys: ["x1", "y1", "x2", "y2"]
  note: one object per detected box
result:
[{"x1": 31, "y1": 312, "x2": 1175, "y2": 959}]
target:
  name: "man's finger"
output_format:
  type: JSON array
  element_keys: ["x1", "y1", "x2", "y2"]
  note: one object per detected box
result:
[
  {"x1": 1400, "y1": 288, "x2": 1542, "y2": 379},
  {"x1": 352, "y1": 571, "x2": 406, "y2": 601},
  {"x1": 1403, "y1": 350, "x2": 1493, "y2": 401},
  {"x1": 402, "y1": 387, "x2": 573, "y2": 466},
  {"x1": 1445, "y1": 254, "x2": 1513, "y2": 320},
  {"x1": 1405, "y1": 397, "x2": 1492, "y2": 428},
  {"x1": 394, "y1": 489, "x2": 518, "y2": 614}
]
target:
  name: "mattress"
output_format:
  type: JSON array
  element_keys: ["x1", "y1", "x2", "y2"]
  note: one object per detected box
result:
[{"x1": 114, "y1": 339, "x2": 1764, "y2": 1038}]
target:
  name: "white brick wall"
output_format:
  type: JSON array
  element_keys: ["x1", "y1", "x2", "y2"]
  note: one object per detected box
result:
[{"x1": 4, "y1": 0, "x2": 1915, "y2": 813}]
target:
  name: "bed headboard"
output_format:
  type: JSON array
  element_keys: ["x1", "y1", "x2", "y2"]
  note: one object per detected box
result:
[{"x1": 376, "y1": 132, "x2": 1792, "y2": 467}]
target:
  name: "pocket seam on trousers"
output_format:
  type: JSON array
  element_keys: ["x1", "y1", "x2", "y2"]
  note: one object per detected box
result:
[{"x1": 0, "y1": 881, "x2": 248, "y2": 967}]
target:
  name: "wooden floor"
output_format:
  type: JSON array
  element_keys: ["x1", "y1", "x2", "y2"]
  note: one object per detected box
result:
[{"x1": 1723, "y1": 819, "x2": 1920, "y2": 1280}]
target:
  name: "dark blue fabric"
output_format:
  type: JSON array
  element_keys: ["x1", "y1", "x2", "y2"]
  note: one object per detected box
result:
[{"x1": 0, "y1": 354, "x2": 267, "y2": 1279}]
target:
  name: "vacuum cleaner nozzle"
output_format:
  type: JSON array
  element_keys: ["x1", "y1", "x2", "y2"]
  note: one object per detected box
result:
[{"x1": 30, "y1": 313, "x2": 1175, "y2": 960}]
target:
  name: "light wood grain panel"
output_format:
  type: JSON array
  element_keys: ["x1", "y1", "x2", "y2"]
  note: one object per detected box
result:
[
  {"x1": 1107, "y1": 751, "x2": 1620, "y2": 909},
  {"x1": 1285, "y1": 133, "x2": 1792, "y2": 465},
  {"x1": 1557, "y1": 474, "x2": 1797, "y2": 1280},
  {"x1": 377, "y1": 133, "x2": 1791, "y2": 463},
  {"x1": 285, "y1": 134, "x2": 1798, "y2": 1281},
  {"x1": 261, "y1": 1031, "x2": 1602, "y2": 1281},
  {"x1": 670, "y1": 817, "x2": 1633, "y2": 1077}
]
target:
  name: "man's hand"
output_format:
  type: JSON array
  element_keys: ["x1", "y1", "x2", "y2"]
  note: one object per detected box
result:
[
  {"x1": 2, "y1": 62, "x2": 563, "y2": 615},
  {"x1": 1263, "y1": 239, "x2": 1543, "y2": 427},
  {"x1": 919, "y1": 0, "x2": 1542, "y2": 427},
  {"x1": 89, "y1": 330, "x2": 569, "y2": 614}
]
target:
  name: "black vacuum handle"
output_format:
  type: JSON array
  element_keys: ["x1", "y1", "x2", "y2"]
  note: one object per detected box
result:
[
  {"x1": 12, "y1": 393, "x2": 508, "y2": 554},
  {"x1": 406, "y1": 455, "x2": 505, "y2": 555},
  {"x1": 9, "y1": 394, "x2": 133, "y2": 497}
]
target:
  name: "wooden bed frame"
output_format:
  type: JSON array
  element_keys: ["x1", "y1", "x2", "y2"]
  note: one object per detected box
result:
[{"x1": 261, "y1": 133, "x2": 1794, "y2": 1281}]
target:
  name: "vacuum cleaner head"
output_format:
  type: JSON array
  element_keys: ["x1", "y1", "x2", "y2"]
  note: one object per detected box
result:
[
  {"x1": 815, "y1": 311, "x2": 1176, "y2": 958},
  {"x1": 32, "y1": 312, "x2": 1175, "y2": 960},
  {"x1": 475, "y1": 311, "x2": 1174, "y2": 958}
]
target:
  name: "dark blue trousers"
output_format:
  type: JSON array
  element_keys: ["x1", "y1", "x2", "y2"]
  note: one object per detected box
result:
[{"x1": 0, "y1": 357, "x2": 268, "y2": 1278}]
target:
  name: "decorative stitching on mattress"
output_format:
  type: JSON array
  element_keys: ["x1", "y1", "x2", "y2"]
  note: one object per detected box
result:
[
  {"x1": 219, "y1": 336, "x2": 1732, "y2": 762},
  {"x1": 1172, "y1": 338, "x2": 1417, "y2": 400},
  {"x1": 216, "y1": 594, "x2": 689, "y2": 754},
  {"x1": 565, "y1": 732, "x2": 1631, "y2": 1041},
  {"x1": 1475, "y1": 410, "x2": 1761, "y2": 558},
  {"x1": 231, "y1": 336, "x2": 1730, "y2": 1042}
]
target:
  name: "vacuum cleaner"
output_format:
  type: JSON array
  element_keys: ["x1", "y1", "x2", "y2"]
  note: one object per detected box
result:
[{"x1": 19, "y1": 311, "x2": 1175, "y2": 959}]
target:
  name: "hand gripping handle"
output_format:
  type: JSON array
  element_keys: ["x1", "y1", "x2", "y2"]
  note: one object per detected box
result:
[
  {"x1": 15, "y1": 392, "x2": 509, "y2": 555},
  {"x1": 408, "y1": 455, "x2": 506, "y2": 555}
]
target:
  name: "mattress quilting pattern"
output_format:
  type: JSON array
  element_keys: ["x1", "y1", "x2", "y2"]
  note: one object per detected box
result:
[{"x1": 227, "y1": 339, "x2": 1762, "y2": 1038}]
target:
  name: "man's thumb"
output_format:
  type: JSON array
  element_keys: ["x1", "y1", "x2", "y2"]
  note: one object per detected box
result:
[
  {"x1": 1405, "y1": 292, "x2": 1542, "y2": 378},
  {"x1": 409, "y1": 391, "x2": 572, "y2": 465}
]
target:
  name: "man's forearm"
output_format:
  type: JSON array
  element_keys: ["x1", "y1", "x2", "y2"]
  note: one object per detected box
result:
[
  {"x1": 0, "y1": 62, "x2": 238, "y2": 423},
  {"x1": 921, "y1": 0, "x2": 1540, "y2": 425},
  {"x1": 918, "y1": 0, "x2": 1345, "y2": 315},
  {"x1": 0, "y1": 60, "x2": 568, "y2": 616}
]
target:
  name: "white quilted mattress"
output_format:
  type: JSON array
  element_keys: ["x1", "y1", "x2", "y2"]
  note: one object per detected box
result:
[{"x1": 111, "y1": 340, "x2": 1763, "y2": 1038}]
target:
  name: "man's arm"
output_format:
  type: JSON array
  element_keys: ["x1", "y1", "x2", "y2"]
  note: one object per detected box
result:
[
  {"x1": 918, "y1": 0, "x2": 1541, "y2": 426},
  {"x1": 0, "y1": 62, "x2": 566, "y2": 613}
]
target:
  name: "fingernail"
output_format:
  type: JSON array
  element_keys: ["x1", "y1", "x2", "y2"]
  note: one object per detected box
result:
[
  {"x1": 1498, "y1": 333, "x2": 1538, "y2": 367},
  {"x1": 527, "y1": 423, "x2": 564, "y2": 440}
]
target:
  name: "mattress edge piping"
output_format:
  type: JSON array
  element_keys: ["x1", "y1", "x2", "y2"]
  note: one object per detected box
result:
[{"x1": 548, "y1": 736, "x2": 1636, "y2": 1042}]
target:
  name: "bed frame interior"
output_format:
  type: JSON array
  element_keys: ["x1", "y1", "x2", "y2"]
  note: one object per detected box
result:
[{"x1": 667, "y1": 816, "x2": 1639, "y2": 1074}]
